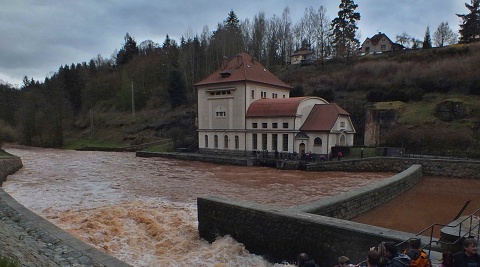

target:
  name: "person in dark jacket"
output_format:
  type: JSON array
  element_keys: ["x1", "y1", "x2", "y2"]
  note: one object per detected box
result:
[
  {"x1": 453, "y1": 238, "x2": 480, "y2": 267},
  {"x1": 297, "y1": 253, "x2": 320, "y2": 267},
  {"x1": 383, "y1": 241, "x2": 411, "y2": 267}
]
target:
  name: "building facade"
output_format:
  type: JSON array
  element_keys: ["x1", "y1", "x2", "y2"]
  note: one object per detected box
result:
[
  {"x1": 194, "y1": 53, "x2": 355, "y2": 157},
  {"x1": 361, "y1": 32, "x2": 404, "y2": 54}
]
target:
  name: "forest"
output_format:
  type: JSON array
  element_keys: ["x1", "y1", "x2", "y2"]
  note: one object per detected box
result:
[{"x1": 1, "y1": 0, "x2": 480, "y2": 156}]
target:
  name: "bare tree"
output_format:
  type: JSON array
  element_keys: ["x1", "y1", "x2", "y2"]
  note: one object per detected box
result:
[
  {"x1": 314, "y1": 6, "x2": 333, "y2": 62},
  {"x1": 279, "y1": 7, "x2": 293, "y2": 64},
  {"x1": 251, "y1": 12, "x2": 267, "y2": 61},
  {"x1": 396, "y1": 32, "x2": 411, "y2": 48},
  {"x1": 433, "y1": 22, "x2": 458, "y2": 47}
]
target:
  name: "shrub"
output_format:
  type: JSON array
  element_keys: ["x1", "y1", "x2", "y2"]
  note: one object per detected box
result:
[
  {"x1": 0, "y1": 120, "x2": 16, "y2": 143},
  {"x1": 0, "y1": 255, "x2": 19, "y2": 267}
]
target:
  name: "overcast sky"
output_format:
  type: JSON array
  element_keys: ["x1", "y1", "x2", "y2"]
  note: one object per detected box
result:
[{"x1": 0, "y1": 0, "x2": 467, "y2": 87}]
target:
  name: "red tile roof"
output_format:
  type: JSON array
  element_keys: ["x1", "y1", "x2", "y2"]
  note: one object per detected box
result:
[
  {"x1": 300, "y1": 103, "x2": 350, "y2": 131},
  {"x1": 194, "y1": 53, "x2": 292, "y2": 89},
  {"x1": 246, "y1": 97, "x2": 310, "y2": 117}
]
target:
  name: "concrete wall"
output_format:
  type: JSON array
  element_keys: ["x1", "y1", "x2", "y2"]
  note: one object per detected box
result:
[
  {"x1": 293, "y1": 165, "x2": 423, "y2": 219},
  {"x1": 0, "y1": 156, "x2": 132, "y2": 267},
  {"x1": 307, "y1": 157, "x2": 480, "y2": 179},
  {"x1": 198, "y1": 165, "x2": 430, "y2": 267}
]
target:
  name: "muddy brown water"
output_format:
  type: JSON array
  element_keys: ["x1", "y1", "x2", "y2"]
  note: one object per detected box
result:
[
  {"x1": 352, "y1": 176, "x2": 480, "y2": 237},
  {"x1": 2, "y1": 145, "x2": 479, "y2": 266}
]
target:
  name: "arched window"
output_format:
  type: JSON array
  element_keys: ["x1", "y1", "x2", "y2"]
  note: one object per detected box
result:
[
  {"x1": 204, "y1": 135, "x2": 209, "y2": 148},
  {"x1": 340, "y1": 134, "x2": 346, "y2": 146},
  {"x1": 214, "y1": 135, "x2": 218, "y2": 148},
  {"x1": 235, "y1": 136, "x2": 239, "y2": 149},
  {"x1": 314, "y1": 137, "x2": 322, "y2": 146},
  {"x1": 224, "y1": 135, "x2": 229, "y2": 149}
]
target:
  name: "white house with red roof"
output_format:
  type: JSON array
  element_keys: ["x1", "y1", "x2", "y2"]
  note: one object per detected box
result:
[
  {"x1": 194, "y1": 53, "x2": 355, "y2": 157},
  {"x1": 361, "y1": 32, "x2": 404, "y2": 54}
]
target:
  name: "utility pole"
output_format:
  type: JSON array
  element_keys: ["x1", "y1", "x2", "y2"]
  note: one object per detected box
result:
[
  {"x1": 131, "y1": 82, "x2": 135, "y2": 118},
  {"x1": 90, "y1": 108, "x2": 94, "y2": 134}
]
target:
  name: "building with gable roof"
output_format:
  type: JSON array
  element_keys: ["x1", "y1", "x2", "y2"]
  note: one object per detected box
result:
[
  {"x1": 361, "y1": 32, "x2": 404, "y2": 54},
  {"x1": 194, "y1": 53, "x2": 355, "y2": 158},
  {"x1": 290, "y1": 50, "x2": 316, "y2": 65}
]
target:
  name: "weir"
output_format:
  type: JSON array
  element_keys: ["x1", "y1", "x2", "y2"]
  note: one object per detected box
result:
[{"x1": 197, "y1": 165, "x2": 429, "y2": 266}]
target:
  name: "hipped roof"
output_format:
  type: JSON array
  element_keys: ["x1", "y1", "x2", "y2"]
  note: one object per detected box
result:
[{"x1": 194, "y1": 53, "x2": 292, "y2": 89}]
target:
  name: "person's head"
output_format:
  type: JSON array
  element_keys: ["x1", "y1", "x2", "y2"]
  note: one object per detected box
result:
[
  {"x1": 441, "y1": 251, "x2": 454, "y2": 267},
  {"x1": 383, "y1": 241, "x2": 397, "y2": 257},
  {"x1": 367, "y1": 250, "x2": 380, "y2": 267},
  {"x1": 462, "y1": 238, "x2": 478, "y2": 256},
  {"x1": 338, "y1": 256, "x2": 350, "y2": 266},
  {"x1": 297, "y1": 253, "x2": 310, "y2": 267},
  {"x1": 409, "y1": 238, "x2": 421, "y2": 249}
]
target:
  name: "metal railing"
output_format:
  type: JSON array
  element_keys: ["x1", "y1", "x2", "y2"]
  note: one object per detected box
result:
[
  {"x1": 398, "y1": 208, "x2": 480, "y2": 257},
  {"x1": 356, "y1": 208, "x2": 480, "y2": 266}
]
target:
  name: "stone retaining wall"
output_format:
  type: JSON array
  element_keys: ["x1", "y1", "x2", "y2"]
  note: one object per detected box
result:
[
  {"x1": 307, "y1": 157, "x2": 480, "y2": 178},
  {"x1": 198, "y1": 165, "x2": 429, "y2": 267},
  {"x1": 0, "y1": 156, "x2": 132, "y2": 267},
  {"x1": 136, "y1": 151, "x2": 254, "y2": 166},
  {"x1": 294, "y1": 165, "x2": 422, "y2": 219}
]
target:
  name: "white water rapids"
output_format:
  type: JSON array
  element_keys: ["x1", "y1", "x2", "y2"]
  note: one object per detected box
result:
[{"x1": 2, "y1": 146, "x2": 392, "y2": 267}]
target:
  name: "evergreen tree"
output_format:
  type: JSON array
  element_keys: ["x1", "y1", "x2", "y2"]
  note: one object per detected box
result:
[
  {"x1": 422, "y1": 26, "x2": 432, "y2": 49},
  {"x1": 457, "y1": 0, "x2": 480, "y2": 43},
  {"x1": 331, "y1": 0, "x2": 360, "y2": 59},
  {"x1": 117, "y1": 33, "x2": 139, "y2": 65},
  {"x1": 167, "y1": 68, "x2": 187, "y2": 108}
]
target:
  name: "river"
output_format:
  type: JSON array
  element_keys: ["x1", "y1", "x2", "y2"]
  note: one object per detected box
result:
[{"x1": 2, "y1": 145, "x2": 393, "y2": 267}]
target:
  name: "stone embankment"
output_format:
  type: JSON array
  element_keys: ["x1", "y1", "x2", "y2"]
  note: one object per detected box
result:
[
  {"x1": 198, "y1": 165, "x2": 430, "y2": 267},
  {"x1": 307, "y1": 157, "x2": 480, "y2": 178},
  {"x1": 0, "y1": 156, "x2": 132, "y2": 267}
]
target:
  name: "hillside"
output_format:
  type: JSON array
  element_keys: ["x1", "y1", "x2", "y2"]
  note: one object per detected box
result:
[
  {"x1": 2, "y1": 43, "x2": 480, "y2": 157},
  {"x1": 67, "y1": 43, "x2": 480, "y2": 157}
]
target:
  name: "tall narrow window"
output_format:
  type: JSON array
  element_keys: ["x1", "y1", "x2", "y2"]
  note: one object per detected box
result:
[
  {"x1": 282, "y1": 134, "x2": 288, "y2": 151},
  {"x1": 224, "y1": 135, "x2": 229, "y2": 149},
  {"x1": 252, "y1": 134, "x2": 257, "y2": 150},
  {"x1": 214, "y1": 135, "x2": 218, "y2": 148},
  {"x1": 235, "y1": 136, "x2": 239, "y2": 150},
  {"x1": 262, "y1": 134, "x2": 268, "y2": 150},
  {"x1": 272, "y1": 134, "x2": 278, "y2": 151},
  {"x1": 205, "y1": 135, "x2": 209, "y2": 148},
  {"x1": 251, "y1": 90, "x2": 255, "y2": 99}
]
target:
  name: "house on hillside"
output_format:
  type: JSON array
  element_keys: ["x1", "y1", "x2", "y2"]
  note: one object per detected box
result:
[
  {"x1": 290, "y1": 50, "x2": 316, "y2": 65},
  {"x1": 194, "y1": 53, "x2": 355, "y2": 158},
  {"x1": 361, "y1": 32, "x2": 404, "y2": 54}
]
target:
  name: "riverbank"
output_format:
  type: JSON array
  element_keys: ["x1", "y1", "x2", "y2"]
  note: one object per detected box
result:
[{"x1": 0, "y1": 155, "x2": 132, "y2": 267}]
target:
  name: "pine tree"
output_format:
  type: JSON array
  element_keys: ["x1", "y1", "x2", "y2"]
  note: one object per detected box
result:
[
  {"x1": 116, "y1": 33, "x2": 139, "y2": 65},
  {"x1": 457, "y1": 0, "x2": 480, "y2": 43},
  {"x1": 422, "y1": 26, "x2": 432, "y2": 49},
  {"x1": 331, "y1": 0, "x2": 361, "y2": 59}
]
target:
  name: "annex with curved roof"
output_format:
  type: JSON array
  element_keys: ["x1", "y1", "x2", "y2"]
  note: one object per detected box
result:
[{"x1": 246, "y1": 97, "x2": 329, "y2": 118}]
